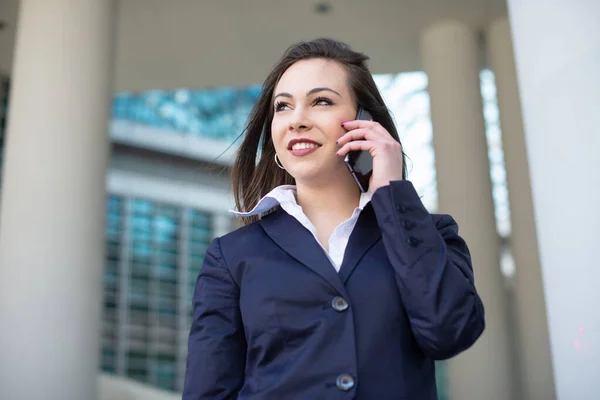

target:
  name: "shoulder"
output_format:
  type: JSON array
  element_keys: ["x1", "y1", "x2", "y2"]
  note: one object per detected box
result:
[
  {"x1": 430, "y1": 213, "x2": 455, "y2": 227},
  {"x1": 218, "y1": 218, "x2": 265, "y2": 249},
  {"x1": 214, "y1": 210, "x2": 280, "y2": 262},
  {"x1": 207, "y1": 212, "x2": 281, "y2": 284},
  {"x1": 429, "y1": 213, "x2": 460, "y2": 234}
]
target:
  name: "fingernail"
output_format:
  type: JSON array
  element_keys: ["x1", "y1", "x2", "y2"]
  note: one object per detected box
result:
[
  {"x1": 341, "y1": 122, "x2": 346, "y2": 126},
  {"x1": 335, "y1": 140, "x2": 339, "y2": 145}
]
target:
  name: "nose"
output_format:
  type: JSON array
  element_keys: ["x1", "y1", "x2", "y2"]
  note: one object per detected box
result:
[{"x1": 289, "y1": 108, "x2": 313, "y2": 132}]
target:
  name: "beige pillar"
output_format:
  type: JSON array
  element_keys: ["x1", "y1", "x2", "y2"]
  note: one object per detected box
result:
[
  {"x1": 487, "y1": 16, "x2": 556, "y2": 400},
  {"x1": 421, "y1": 21, "x2": 515, "y2": 400},
  {"x1": 0, "y1": 1, "x2": 115, "y2": 399},
  {"x1": 507, "y1": 1, "x2": 600, "y2": 398}
]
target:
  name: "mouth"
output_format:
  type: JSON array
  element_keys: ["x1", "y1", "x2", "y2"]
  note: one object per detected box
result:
[
  {"x1": 287, "y1": 138, "x2": 322, "y2": 150},
  {"x1": 287, "y1": 138, "x2": 322, "y2": 157}
]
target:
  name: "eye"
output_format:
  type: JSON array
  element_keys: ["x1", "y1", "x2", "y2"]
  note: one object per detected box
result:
[
  {"x1": 313, "y1": 96, "x2": 334, "y2": 106},
  {"x1": 274, "y1": 101, "x2": 290, "y2": 112}
]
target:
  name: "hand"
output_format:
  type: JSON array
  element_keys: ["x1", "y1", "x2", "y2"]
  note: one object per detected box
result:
[{"x1": 336, "y1": 120, "x2": 404, "y2": 193}]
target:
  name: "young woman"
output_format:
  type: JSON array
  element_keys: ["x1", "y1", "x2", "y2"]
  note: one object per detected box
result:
[{"x1": 183, "y1": 38, "x2": 485, "y2": 400}]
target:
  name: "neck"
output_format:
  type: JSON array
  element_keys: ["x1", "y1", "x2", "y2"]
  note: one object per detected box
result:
[{"x1": 295, "y1": 172, "x2": 362, "y2": 226}]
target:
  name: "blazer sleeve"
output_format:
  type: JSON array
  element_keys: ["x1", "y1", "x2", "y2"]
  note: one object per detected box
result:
[
  {"x1": 183, "y1": 237, "x2": 246, "y2": 399},
  {"x1": 371, "y1": 180, "x2": 485, "y2": 360}
]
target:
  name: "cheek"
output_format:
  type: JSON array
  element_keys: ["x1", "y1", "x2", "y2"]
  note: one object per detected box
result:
[
  {"x1": 323, "y1": 120, "x2": 346, "y2": 141},
  {"x1": 316, "y1": 111, "x2": 354, "y2": 139},
  {"x1": 271, "y1": 120, "x2": 286, "y2": 146}
]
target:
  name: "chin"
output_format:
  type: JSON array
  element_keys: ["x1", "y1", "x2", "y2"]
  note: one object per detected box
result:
[
  {"x1": 288, "y1": 170, "x2": 321, "y2": 184},
  {"x1": 288, "y1": 164, "x2": 344, "y2": 187}
]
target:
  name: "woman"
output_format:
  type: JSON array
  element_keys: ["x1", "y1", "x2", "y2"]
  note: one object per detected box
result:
[{"x1": 183, "y1": 38, "x2": 485, "y2": 399}]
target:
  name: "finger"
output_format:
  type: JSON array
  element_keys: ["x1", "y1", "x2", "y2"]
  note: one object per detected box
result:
[
  {"x1": 341, "y1": 120, "x2": 377, "y2": 130},
  {"x1": 342, "y1": 120, "x2": 395, "y2": 141},
  {"x1": 336, "y1": 140, "x2": 377, "y2": 157},
  {"x1": 336, "y1": 128, "x2": 378, "y2": 146}
]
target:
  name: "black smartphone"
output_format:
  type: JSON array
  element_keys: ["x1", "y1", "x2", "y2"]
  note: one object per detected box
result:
[{"x1": 344, "y1": 106, "x2": 373, "y2": 193}]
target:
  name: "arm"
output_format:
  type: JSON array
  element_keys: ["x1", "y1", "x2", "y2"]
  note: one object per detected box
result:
[
  {"x1": 183, "y1": 238, "x2": 246, "y2": 399},
  {"x1": 371, "y1": 180, "x2": 485, "y2": 360}
]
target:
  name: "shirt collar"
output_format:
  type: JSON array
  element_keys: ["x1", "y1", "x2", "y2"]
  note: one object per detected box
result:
[{"x1": 230, "y1": 185, "x2": 372, "y2": 217}]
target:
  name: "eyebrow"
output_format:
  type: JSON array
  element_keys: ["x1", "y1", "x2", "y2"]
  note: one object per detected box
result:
[{"x1": 274, "y1": 87, "x2": 341, "y2": 100}]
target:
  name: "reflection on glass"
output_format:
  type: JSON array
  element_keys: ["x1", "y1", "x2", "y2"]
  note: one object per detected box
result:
[
  {"x1": 113, "y1": 85, "x2": 262, "y2": 142},
  {"x1": 102, "y1": 195, "x2": 217, "y2": 391},
  {"x1": 131, "y1": 199, "x2": 153, "y2": 215},
  {"x1": 374, "y1": 72, "x2": 438, "y2": 212},
  {"x1": 480, "y1": 69, "x2": 512, "y2": 238},
  {"x1": 480, "y1": 69, "x2": 516, "y2": 278}
]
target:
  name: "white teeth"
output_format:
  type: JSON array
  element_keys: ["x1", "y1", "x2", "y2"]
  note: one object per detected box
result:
[{"x1": 291, "y1": 142, "x2": 320, "y2": 150}]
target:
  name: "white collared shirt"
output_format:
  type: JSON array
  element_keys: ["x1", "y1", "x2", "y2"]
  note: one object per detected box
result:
[{"x1": 230, "y1": 185, "x2": 372, "y2": 272}]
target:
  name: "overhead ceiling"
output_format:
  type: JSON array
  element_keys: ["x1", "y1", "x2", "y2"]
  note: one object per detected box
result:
[{"x1": 0, "y1": 0, "x2": 507, "y2": 92}]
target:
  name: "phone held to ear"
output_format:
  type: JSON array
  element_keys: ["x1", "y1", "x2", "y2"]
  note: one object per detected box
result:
[{"x1": 344, "y1": 106, "x2": 373, "y2": 193}]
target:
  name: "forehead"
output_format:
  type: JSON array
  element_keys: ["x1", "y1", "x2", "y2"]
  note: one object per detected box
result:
[{"x1": 275, "y1": 58, "x2": 350, "y2": 96}]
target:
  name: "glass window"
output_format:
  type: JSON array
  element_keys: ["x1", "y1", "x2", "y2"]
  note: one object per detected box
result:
[
  {"x1": 112, "y1": 85, "x2": 262, "y2": 142},
  {"x1": 102, "y1": 348, "x2": 116, "y2": 373},
  {"x1": 102, "y1": 194, "x2": 226, "y2": 391}
]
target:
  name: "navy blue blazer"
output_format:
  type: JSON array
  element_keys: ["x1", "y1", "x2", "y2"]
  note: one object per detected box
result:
[{"x1": 183, "y1": 180, "x2": 485, "y2": 399}]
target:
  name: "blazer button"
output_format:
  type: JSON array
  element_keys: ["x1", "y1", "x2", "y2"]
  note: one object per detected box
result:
[
  {"x1": 336, "y1": 374, "x2": 355, "y2": 391},
  {"x1": 401, "y1": 219, "x2": 416, "y2": 230},
  {"x1": 396, "y1": 204, "x2": 410, "y2": 213},
  {"x1": 406, "y1": 236, "x2": 422, "y2": 247},
  {"x1": 331, "y1": 296, "x2": 349, "y2": 312}
]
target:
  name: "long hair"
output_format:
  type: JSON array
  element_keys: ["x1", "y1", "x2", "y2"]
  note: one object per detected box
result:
[{"x1": 231, "y1": 38, "x2": 407, "y2": 224}]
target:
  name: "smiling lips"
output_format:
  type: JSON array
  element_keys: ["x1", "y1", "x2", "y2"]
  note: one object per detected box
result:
[{"x1": 288, "y1": 138, "x2": 322, "y2": 157}]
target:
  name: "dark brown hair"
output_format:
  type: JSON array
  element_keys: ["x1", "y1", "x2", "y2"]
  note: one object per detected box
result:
[{"x1": 231, "y1": 38, "x2": 407, "y2": 224}]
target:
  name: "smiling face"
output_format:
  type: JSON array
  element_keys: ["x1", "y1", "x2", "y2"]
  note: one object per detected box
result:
[{"x1": 271, "y1": 58, "x2": 357, "y2": 187}]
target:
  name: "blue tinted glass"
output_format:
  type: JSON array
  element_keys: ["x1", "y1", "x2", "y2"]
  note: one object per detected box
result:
[
  {"x1": 112, "y1": 84, "x2": 262, "y2": 142},
  {"x1": 132, "y1": 228, "x2": 152, "y2": 242},
  {"x1": 155, "y1": 264, "x2": 177, "y2": 281},
  {"x1": 130, "y1": 278, "x2": 149, "y2": 297},
  {"x1": 106, "y1": 243, "x2": 121, "y2": 261},
  {"x1": 104, "y1": 269, "x2": 118, "y2": 286},
  {"x1": 102, "y1": 348, "x2": 116, "y2": 372},
  {"x1": 105, "y1": 226, "x2": 121, "y2": 239},
  {"x1": 131, "y1": 240, "x2": 152, "y2": 257},
  {"x1": 131, "y1": 199, "x2": 154, "y2": 215},
  {"x1": 189, "y1": 243, "x2": 208, "y2": 257},
  {"x1": 159, "y1": 281, "x2": 177, "y2": 297},
  {"x1": 106, "y1": 213, "x2": 122, "y2": 227},
  {"x1": 128, "y1": 291, "x2": 148, "y2": 305},
  {"x1": 190, "y1": 209, "x2": 212, "y2": 225},
  {"x1": 189, "y1": 226, "x2": 211, "y2": 243},
  {"x1": 154, "y1": 214, "x2": 178, "y2": 243},
  {"x1": 151, "y1": 361, "x2": 176, "y2": 390},
  {"x1": 157, "y1": 296, "x2": 176, "y2": 313},
  {"x1": 107, "y1": 195, "x2": 122, "y2": 211},
  {"x1": 131, "y1": 215, "x2": 152, "y2": 232},
  {"x1": 189, "y1": 254, "x2": 204, "y2": 270}
]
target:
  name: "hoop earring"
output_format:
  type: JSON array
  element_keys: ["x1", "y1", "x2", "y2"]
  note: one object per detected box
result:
[{"x1": 274, "y1": 154, "x2": 285, "y2": 170}]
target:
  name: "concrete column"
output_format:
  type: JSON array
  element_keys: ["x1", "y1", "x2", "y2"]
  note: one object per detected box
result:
[
  {"x1": 486, "y1": 16, "x2": 556, "y2": 400},
  {"x1": 506, "y1": 1, "x2": 600, "y2": 399},
  {"x1": 0, "y1": 1, "x2": 115, "y2": 399},
  {"x1": 421, "y1": 21, "x2": 514, "y2": 400}
]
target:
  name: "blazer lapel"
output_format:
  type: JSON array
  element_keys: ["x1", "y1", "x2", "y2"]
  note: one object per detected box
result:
[
  {"x1": 260, "y1": 207, "x2": 348, "y2": 296},
  {"x1": 338, "y1": 204, "x2": 382, "y2": 284}
]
